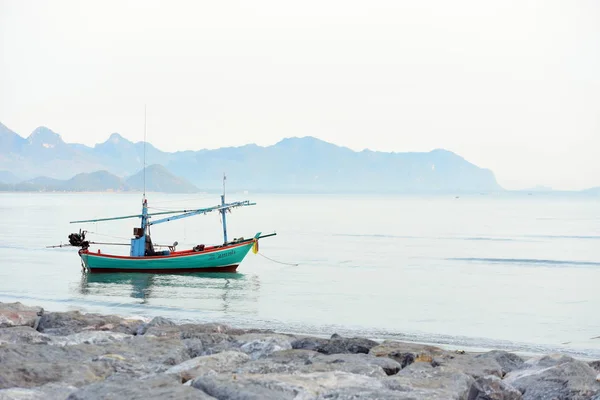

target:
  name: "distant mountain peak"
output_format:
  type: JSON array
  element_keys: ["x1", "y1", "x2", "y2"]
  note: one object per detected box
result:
[
  {"x1": 28, "y1": 126, "x2": 64, "y2": 147},
  {"x1": 275, "y1": 136, "x2": 329, "y2": 145},
  {"x1": 108, "y1": 133, "x2": 124, "y2": 143}
]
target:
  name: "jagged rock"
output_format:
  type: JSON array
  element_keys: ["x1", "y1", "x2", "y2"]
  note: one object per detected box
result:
[
  {"x1": 0, "y1": 383, "x2": 77, "y2": 400},
  {"x1": 312, "y1": 353, "x2": 400, "y2": 376},
  {"x1": 184, "y1": 338, "x2": 205, "y2": 358},
  {"x1": 0, "y1": 302, "x2": 42, "y2": 328},
  {"x1": 0, "y1": 327, "x2": 51, "y2": 345},
  {"x1": 235, "y1": 350, "x2": 395, "y2": 378},
  {"x1": 467, "y1": 375, "x2": 522, "y2": 400},
  {"x1": 0, "y1": 335, "x2": 191, "y2": 383},
  {"x1": 67, "y1": 374, "x2": 215, "y2": 399},
  {"x1": 37, "y1": 310, "x2": 139, "y2": 336},
  {"x1": 49, "y1": 331, "x2": 131, "y2": 346},
  {"x1": 233, "y1": 349, "x2": 320, "y2": 374},
  {"x1": 369, "y1": 340, "x2": 448, "y2": 366},
  {"x1": 291, "y1": 336, "x2": 330, "y2": 351},
  {"x1": 436, "y1": 353, "x2": 503, "y2": 379},
  {"x1": 192, "y1": 371, "x2": 388, "y2": 400},
  {"x1": 136, "y1": 316, "x2": 177, "y2": 336},
  {"x1": 0, "y1": 361, "x2": 114, "y2": 389},
  {"x1": 179, "y1": 333, "x2": 236, "y2": 357},
  {"x1": 237, "y1": 335, "x2": 293, "y2": 360},
  {"x1": 385, "y1": 362, "x2": 474, "y2": 400},
  {"x1": 180, "y1": 323, "x2": 248, "y2": 336},
  {"x1": 96, "y1": 336, "x2": 191, "y2": 369},
  {"x1": 166, "y1": 351, "x2": 251, "y2": 382},
  {"x1": 504, "y1": 354, "x2": 600, "y2": 400},
  {"x1": 475, "y1": 351, "x2": 525, "y2": 375},
  {"x1": 315, "y1": 333, "x2": 378, "y2": 355}
]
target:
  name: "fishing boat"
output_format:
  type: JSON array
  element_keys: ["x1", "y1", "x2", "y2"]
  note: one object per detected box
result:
[{"x1": 55, "y1": 177, "x2": 275, "y2": 274}]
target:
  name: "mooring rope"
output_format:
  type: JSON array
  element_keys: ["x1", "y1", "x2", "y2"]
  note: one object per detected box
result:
[{"x1": 257, "y1": 252, "x2": 299, "y2": 266}]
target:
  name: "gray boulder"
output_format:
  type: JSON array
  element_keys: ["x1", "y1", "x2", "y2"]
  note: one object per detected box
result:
[
  {"x1": 192, "y1": 371, "x2": 387, "y2": 400},
  {"x1": 467, "y1": 375, "x2": 522, "y2": 400},
  {"x1": 235, "y1": 350, "x2": 397, "y2": 378},
  {"x1": 369, "y1": 340, "x2": 449, "y2": 370},
  {"x1": 436, "y1": 353, "x2": 503, "y2": 379},
  {"x1": 0, "y1": 302, "x2": 42, "y2": 328},
  {"x1": 137, "y1": 316, "x2": 177, "y2": 336},
  {"x1": 0, "y1": 383, "x2": 77, "y2": 400},
  {"x1": 0, "y1": 327, "x2": 51, "y2": 345},
  {"x1": 67, "y1": 374, "x2": 215, "y2": 399},
  {"x1": 291, "y1": 336, "x2": 330, "y2": 351},
  {"x1": 237, "y1": 335, "x2": 293, "y2": 360},
  {"x1": 0, "y1": 361, "x2": 114, "y2": 389},
  {"x1": 385, "y1": 362, "x2": 474, "y2": 400},
  {"x1": 49, "y1": 331, "x2": 131, "y2": 346},
  {"x1": 504, "y1": 354, "x2": 600, "y2": 400},
  {"x1": 166, "y1": 351, "x2": 250, "y2": 382},
  {"x1": 315, "y1": 333, "x2": 378, "y2": 355},
  {"x1": 37, "y1": 310, "x2": 140, "y2": 336},
  {"x1": 475, "y1": 351, "x2": 525, "y2": 375}
]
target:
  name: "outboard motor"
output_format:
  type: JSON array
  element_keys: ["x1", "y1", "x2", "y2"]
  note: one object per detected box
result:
[{"x1": 68, "y1": 230, "x2": 89, "y2": 249}]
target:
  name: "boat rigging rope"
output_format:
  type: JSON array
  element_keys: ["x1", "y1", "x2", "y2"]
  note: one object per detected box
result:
[{"x1": 256, "y1": 252, "x2": 299, "y2": 266}]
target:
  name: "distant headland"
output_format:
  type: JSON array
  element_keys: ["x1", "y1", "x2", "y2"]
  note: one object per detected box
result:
[{"x1": 0, "y1": 122, "x2": 597, "y2": 195}]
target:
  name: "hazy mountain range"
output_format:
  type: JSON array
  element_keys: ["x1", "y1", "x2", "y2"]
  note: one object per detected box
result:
[{"x1": 0, "y1": 121, "x2": 595, "y2": 195}]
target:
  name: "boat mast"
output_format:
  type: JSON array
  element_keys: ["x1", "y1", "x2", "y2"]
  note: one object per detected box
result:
[
  {"x1": 133, "y1": 105, "x2": 149, "y2": 257},
  {"x1": 221, "y1": 173, "x2": 228, "y2": 244},
  {"x1": 143, "y1": 104, "x2": 147, "y2": 201}
]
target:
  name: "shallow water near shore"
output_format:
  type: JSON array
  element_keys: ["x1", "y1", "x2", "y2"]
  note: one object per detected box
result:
[{"x1": 0, "y1": 192, "x2": 599, "y2": 358}]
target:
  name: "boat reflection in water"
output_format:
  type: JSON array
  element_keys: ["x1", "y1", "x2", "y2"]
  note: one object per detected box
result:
[{"x1": 77, "y1": 271, "x2": 260, "y2": 314}]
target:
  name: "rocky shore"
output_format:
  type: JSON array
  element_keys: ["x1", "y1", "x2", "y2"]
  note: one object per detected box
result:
[{"x1": 1, "y1": 302, "x2": 599, "y2": 399}]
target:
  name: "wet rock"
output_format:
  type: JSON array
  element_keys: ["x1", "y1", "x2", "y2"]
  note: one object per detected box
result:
[
  {"x1": 67, "y1": 374, "x2": 215, "y2": 400},
  {"x1": 504, "y1": 354, "x2": 600, "y2": 400},
  {"x1": 0, "y1": 383, "x2": 77, "y2": 400},
  {"x1": 192, "y1": 371, "x2": 387, "y2": 400},
  {"x1": 237, "y1": 335, "x2": 293, "y2": 360},
  {"x1": 315, "y1": 333, "x2": 378, "y2": 355},
  {"x1": 37, "y1": 311, "x2": 139, "y2": 336},
  {"x1": 467, "y1": 375, "x2": 522, "y2": 400},
  {"x1": 475, "y1": 351, "x2": 525, "y2": 375},
  {"x1": 0, "y1": 327, "x2": 51, "y2": 345},
  {"x1": 385, "y1": 362, "x2": 474, "y2": 400},
  {"x1": 590, "y1": 360, "x2": 600, "y2": 372},
  {"x1": 291, "y1": 336, "x2": 330, "y2": 351},
  {"x1": 0, "y1": 302, "x2": 43, "y2": 329},
  {"x1": 166, "y1": 351, "x2": 251, "y2": 382}
]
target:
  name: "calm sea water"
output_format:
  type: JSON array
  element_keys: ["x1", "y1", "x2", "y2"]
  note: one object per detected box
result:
[{"x1": 0, "y1": 192, "x2": 599, "y2": 358}]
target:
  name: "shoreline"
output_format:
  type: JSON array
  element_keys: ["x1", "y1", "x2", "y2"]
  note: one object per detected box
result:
[
  {"x1": 1, "y1": 293, "x2": 599, "y2": 363},
  {"x1": 1, "y1": 301, "x2": 599, "y2": 399}
]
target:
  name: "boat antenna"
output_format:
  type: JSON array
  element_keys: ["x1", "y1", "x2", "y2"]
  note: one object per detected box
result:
[{"x1": 143, "y1": 104, "x2": 147, "y2": 199}]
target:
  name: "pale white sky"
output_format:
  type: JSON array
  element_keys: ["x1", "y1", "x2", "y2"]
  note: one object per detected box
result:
[{"x1": 1, "y1": 0, "x2": 599, "y2": 190}]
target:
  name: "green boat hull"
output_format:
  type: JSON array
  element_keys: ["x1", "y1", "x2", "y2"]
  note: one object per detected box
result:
[{"x1": 80, "y1": 240, "x2": 255, "y2": 273}]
